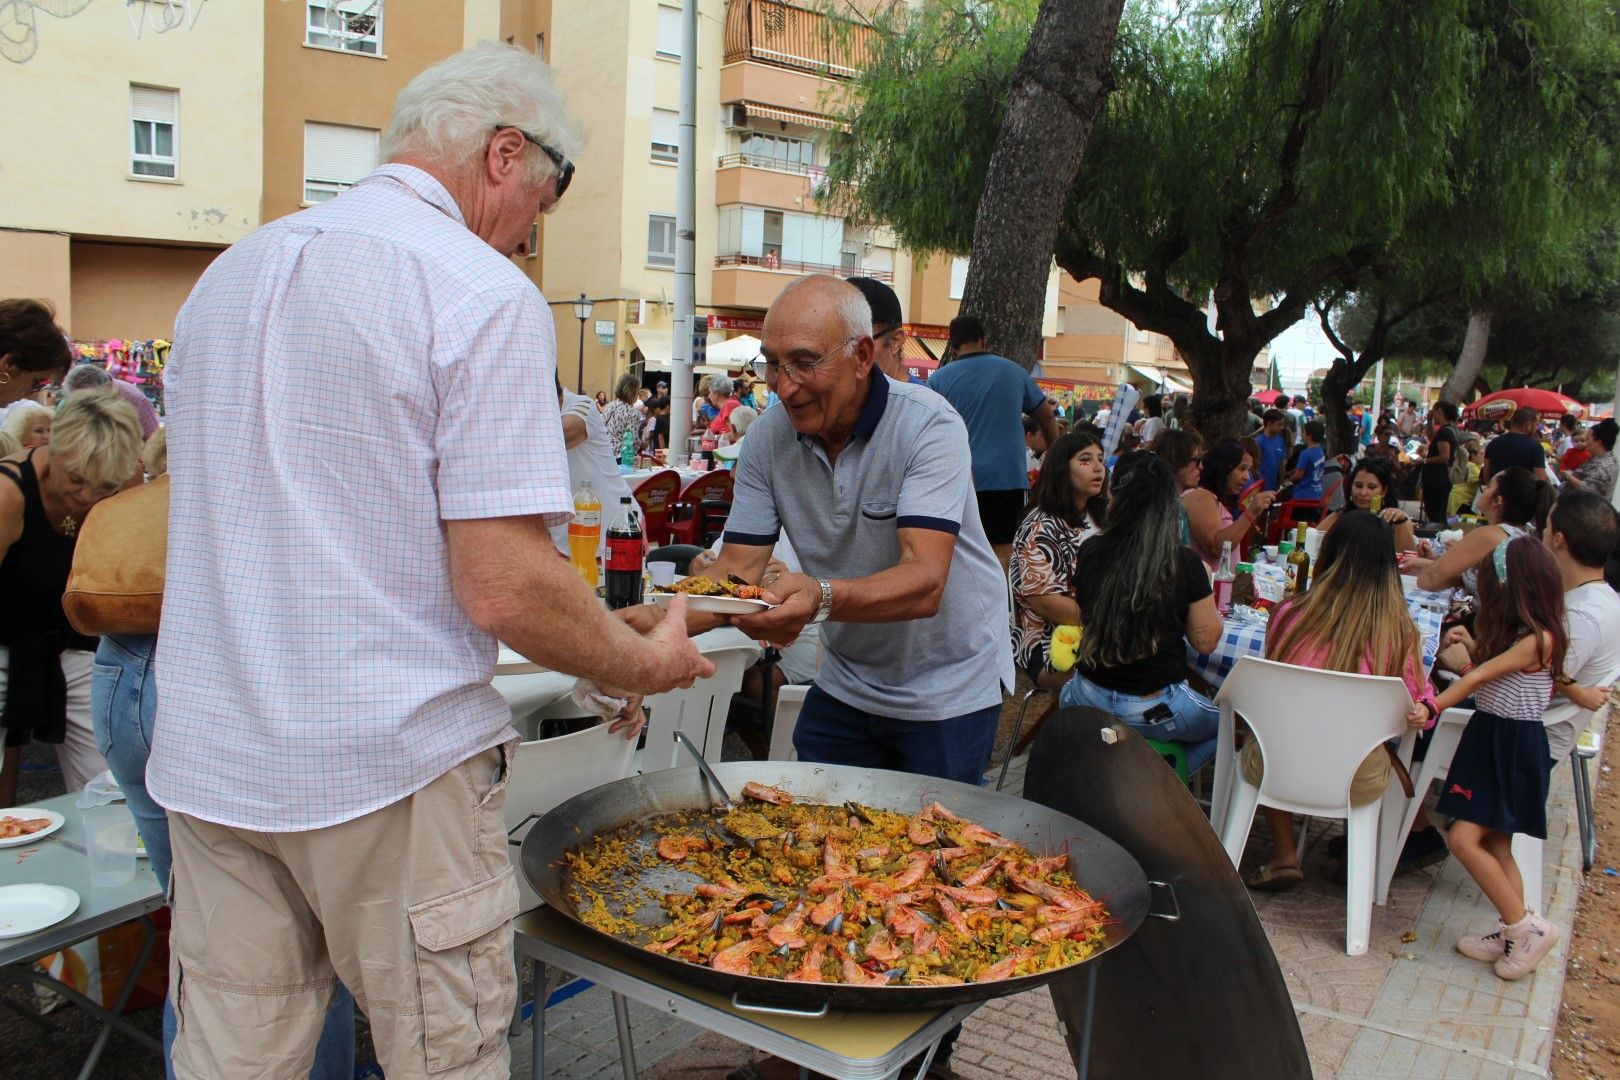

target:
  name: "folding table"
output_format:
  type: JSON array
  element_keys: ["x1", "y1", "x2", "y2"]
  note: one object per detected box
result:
[
  {"x1": 514, "y1": 906, "x2": 978, "y2": 1080},
  {"x1": 0, "y1": 793, "x2": 164, "y2": 1079}
]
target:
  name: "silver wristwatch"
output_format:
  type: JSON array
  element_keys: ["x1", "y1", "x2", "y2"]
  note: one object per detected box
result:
[{"x1": 809, "y1": 578, "x2": 834, "y2": 624}]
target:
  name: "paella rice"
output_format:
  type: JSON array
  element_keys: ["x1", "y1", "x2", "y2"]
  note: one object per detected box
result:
[{"x1": 562, "y1": 781, "x2": 1109, "y2": 986}]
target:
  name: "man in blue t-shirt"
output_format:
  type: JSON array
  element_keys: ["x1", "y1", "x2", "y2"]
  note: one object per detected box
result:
[
  {"x1": 1256, "y1": 408, "x2": 1288, "y2": 490},
  {"x1": 927, "y1": 315, "x2": 1059, "y2": 569},
  {"x1": 1290, "y1": 420, "x2": 1327, "y2": 500}
]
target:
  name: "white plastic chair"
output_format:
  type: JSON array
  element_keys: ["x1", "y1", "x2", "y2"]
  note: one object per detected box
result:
[
  {"x1": 639, "y1": 628, "x2": 761, "y2": 772},
  {"x1": 768, "y1": 683, "x2": 810, "y2": 761},
  {"x1": 491, "y1": 670, "x2": 577, "y2": 739},
  {"x1": 1374, "y1": 707, "x2": 1469, "y2": 904},
  {"x1": 1215, "y1": 656, "x2": 1414, "y2": 955},
  {"x1": 503, "y1": 721, "x2": 638, "y2": 912}
]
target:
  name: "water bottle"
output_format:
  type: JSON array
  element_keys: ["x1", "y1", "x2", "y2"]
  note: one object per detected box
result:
[
  {"x1": 620, "y1": 426, "x2": 635, "y2": 469},
  {"x1": 604, "y1": 497, "x2": 645, "y2": 609},
  {"x1": 1213, "y1": 541, "x2": 1235, "y2": 616},
  {"x1": 568, "y1": 481, "x2": 600, "y2": 587}
]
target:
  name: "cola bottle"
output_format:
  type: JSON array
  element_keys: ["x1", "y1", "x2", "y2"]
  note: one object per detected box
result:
[{"x1": 604, "y1": 497, "x2": 645, "y2": 610}]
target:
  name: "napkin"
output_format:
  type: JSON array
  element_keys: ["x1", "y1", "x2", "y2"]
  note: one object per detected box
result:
[
  {"x1": 75, "y1": 770, "x2": 127, "y2": 809},
  {"x1": 571, "y1": 679, "x2": 629, "y2": 721}
]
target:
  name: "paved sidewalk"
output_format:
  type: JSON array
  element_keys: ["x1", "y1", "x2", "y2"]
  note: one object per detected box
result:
[{"x1": 511, "y1": 747, "x2": 1587, "y2": 1079}]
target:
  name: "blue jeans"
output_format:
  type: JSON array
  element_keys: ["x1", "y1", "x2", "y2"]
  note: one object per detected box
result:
[
  {"x1": 91, "y1": 634, "x2": 356, "y2": 1080},
  {"x1": 792, "y1": 683, "x2": 1000, "y2": 785},
  {"x1": 1059, "y1": 673, "x2": 1221, "y2": 774}
]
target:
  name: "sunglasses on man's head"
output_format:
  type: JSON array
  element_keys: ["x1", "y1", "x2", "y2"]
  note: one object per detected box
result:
[{"x1": 496, "y1": 125, "x2": 574, "y2": 198}]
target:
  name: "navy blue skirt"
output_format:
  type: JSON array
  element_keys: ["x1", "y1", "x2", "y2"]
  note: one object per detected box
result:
[{"x1": 1435, "y1": 709, "x2": 1553, "y2": 837}]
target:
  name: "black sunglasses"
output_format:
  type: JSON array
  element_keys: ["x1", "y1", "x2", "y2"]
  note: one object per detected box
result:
[{"x1": 497, "y1": 125, "x2": 574, "y2": 197}]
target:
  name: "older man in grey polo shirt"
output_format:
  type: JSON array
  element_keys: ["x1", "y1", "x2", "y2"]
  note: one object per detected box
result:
[{"x1": 700, "y1": 275, "x2": 1013, "y2": 784}]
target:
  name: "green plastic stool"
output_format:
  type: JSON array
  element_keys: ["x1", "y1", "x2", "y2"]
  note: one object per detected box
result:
[{"x1": 1144, "y1": 737, "x2": 1190, "y2": 784}]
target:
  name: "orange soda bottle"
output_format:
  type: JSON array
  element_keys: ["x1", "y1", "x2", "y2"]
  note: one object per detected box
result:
[{"x1": 568, "y1": 481, "x2": 601, "y2": 587}]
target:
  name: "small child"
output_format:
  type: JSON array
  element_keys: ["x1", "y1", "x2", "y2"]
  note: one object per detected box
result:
[
  {"x1": 1289, "y1": 421, "x2": 1326, "y2": 500},
  {"x1": 1431, "y1": 537, "x2": 1575, "y2": 979}
]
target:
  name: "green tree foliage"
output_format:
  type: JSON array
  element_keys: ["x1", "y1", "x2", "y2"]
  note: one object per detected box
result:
[{"x1": 828, "y1": 0, "x2": 1620, "y2": 440}]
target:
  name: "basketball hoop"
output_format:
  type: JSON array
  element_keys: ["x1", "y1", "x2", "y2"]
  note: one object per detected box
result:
[{"x1": 126, "y1": 0, "x2": 205, "y2": 39}]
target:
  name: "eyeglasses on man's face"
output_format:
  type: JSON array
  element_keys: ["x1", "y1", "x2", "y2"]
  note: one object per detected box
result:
[
  {"x1": 495, "y1": 125, "x2": 574, "y2": 198},
  {"x1": 750, "y1": 335, "x2": 858, "y2": 385}
]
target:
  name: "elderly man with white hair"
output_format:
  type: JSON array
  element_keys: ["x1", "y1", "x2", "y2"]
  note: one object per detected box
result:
[{"x1": 148, "y1": 43, "x2": 711, "y2": 1080}]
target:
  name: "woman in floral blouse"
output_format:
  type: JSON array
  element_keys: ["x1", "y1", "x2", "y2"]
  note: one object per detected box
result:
[
  {"x1": 1566, "y1": 418, "x2": 1617, "y2": 501},
  {"x1": 601, "y1": 373, "x2": 643, "y2": 459},
  {"x1": 1010, "y1": 431, "x2": 1108, "y2": 688}
]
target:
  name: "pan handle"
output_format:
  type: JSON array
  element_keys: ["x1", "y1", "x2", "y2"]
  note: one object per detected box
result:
[
  {"x1": 729, "y1": 992, "x2": 831, "y2": 1019},
  {"x1": 507, "y1": 813, "x2": 541, "y2": 847},
  {"x1": 1146, "y1": 880, "x2": 1181, "y2": 922}
]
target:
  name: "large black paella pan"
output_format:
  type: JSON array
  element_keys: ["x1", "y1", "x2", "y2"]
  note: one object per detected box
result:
[{"x1": 521, "y1": 761, "x2": 1150, "y2": 1009}]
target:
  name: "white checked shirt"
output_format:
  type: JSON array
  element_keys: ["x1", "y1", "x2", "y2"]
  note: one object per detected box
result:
[{"x1": 147, "y1": 165, "x2": 572, "y2": 831}]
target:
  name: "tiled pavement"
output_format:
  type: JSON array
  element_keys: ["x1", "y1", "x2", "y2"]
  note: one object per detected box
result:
[{"x1": 511, "y1": 746, "x2": 1591, "y2": 1079}]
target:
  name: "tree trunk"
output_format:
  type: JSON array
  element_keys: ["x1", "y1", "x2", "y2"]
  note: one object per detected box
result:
[
  {"x1": 1439, "y1": 299, "x2": 1492, "y2": 404},
  {"x1": 1321, "y1": 364, "x2": 1356, "y2": 456},
  {"x1": 1184, "y1": 339, "x2": 1258, "y2": 441},
  {"x1": 957, "y1": 0, "x2": 1126, "y2": 369}
]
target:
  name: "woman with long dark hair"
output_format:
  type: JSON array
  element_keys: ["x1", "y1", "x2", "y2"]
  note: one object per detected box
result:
[
  {"x1": 1241, "y1": 512, "x2": 1436, "y2": 890},
  {"x1": 1183, "y1": 437, "x2": 1275, "y2": 571},
  {"x1": 1408, "y1": 466, "x2": 1550, "y2": 596},
  {"x1": 1059, "y1": 453, "x2": 1224, "y2": 769},
  {"x1": 1010, "y1": 432, "x2": 1108, "y2": 688},
  {"x1": 1315, "y1": 457, "x2": 1416, "y2": 552}
]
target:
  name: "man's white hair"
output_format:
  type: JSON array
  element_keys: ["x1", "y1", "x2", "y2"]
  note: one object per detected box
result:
[
  {"x1": 772, "y1": 275, "x2": 874, "y2": 341},
  {"x1": 382, "y1": 41, "x2": 583, "y2": 186}
]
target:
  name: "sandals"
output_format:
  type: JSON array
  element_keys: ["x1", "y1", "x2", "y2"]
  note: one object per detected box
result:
[{"x1": 1244, "y1": 864, "x2": 1304, "y2": 892}]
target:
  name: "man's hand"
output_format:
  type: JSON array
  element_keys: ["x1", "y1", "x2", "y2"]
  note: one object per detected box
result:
[
  {"x1": 641, "y1": 594, "x2": 717, "y2": 689},
  {"x1": 1563, "y1": 682, "x2": 1610, "y2": 712},
  {"x1": 730, "y1": 570, "x2": 820, "y2": 645}
]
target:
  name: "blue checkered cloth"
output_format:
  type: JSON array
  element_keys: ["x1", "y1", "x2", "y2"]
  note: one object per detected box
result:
[{"x1": 1188, "y1": 590, "x2": 1449, "y2": 692}]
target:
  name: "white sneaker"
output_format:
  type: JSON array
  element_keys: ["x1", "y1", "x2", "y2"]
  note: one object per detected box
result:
[
  {"x1": 1493, "y1": 912, "x2": 1560, "y2": 981},
  {"x1": 1456, "y1": 922, "x2": 1507, "y2": 962}
]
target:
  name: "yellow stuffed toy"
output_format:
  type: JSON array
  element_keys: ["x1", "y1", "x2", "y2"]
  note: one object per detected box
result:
[{"x1": 1048, "y1": 624, "x2": 1081, "y2": 672}]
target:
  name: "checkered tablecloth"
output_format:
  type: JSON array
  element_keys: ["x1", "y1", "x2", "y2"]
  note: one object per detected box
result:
[{"x1": 1188, "y1": 590, "x2": 1449, "y2": 692}]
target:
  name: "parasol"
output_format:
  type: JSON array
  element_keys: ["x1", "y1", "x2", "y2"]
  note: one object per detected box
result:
[{"x1": 1462, "y1": 387, "x2": 1584, "y2": 421}]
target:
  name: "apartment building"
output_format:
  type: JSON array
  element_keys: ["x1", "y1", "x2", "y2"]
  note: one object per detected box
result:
[
  {"x1": 0, "y1": 0, "x2": 264, "y2": 340},
  {"x1": 0, "y1": 0, "x2": 550, "y2": 346},
  {"x1": 540, "y1": 0, "x2": 1194, "y2": 401}
]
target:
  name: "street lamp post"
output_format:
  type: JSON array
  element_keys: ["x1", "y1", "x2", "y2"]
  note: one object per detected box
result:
[{"x1": 572, "y1": 293, "x2": 594, "y2": 394}]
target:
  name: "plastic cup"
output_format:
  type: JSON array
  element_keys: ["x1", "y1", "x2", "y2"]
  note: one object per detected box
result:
[
  {"x1": 649, "y1": 561, "x2": 677, "y2": 587},
  {"x1": 1263, "y1": 545, "x2": 1279, "y2": 564},
  {"x1": 84, "y1": 804, "x2": 137, "y2": 887}
]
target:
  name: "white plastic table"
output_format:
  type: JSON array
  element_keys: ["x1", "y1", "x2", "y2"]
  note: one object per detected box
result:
[
  {"x1": 0, "y1": 793, "x2": 164, "y2": 1078},
  {"x1": 514, "y1": 906, "x2": 977, "y2": 1080}
]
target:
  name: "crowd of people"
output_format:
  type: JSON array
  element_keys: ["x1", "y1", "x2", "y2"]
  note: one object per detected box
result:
[{"x1": 0, "y1": 38, "x2": 1615, "y2": 1078}]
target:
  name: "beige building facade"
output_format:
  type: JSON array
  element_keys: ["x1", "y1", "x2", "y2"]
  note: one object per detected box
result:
[{"x1": 0, "y1": 0, "x2": 264, "y2": 340}]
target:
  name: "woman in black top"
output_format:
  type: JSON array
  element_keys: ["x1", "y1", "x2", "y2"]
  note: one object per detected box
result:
[
  {"x1": 1419, "y1": 401, "x2": 1461, "y2": 526},
  {"x1": 0, "y1": 387, "x2": 142, "y2": 805},
  {"x1": 1058, "y1": 452, "x2": 1225, "y2": 771}
]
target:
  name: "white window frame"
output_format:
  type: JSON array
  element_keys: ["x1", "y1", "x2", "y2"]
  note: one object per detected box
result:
[
  {"x1": 130, "y1": 85, "x2": 179, "y2": 180},
  {"x1": 306, "y1": 0, "x2": 383, "y2": 56},
  {"x1": 303, "y1": 121, "x2": 380, "y2": 204},
  {"x1": 651, "y1": 108, "x2": 679, "y2": 164},
  {"x1": 655, "y1": 4, "x2": 682, "y2": 59},
  {"x1": 647, "y1": 214, "x2": 677, "y2": 268}
]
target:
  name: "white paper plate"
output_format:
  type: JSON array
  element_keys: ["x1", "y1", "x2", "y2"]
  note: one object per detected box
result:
[
  {"x1": 0, "y1": 808, "x2": 65, "y2": 848},
  {"x1": 650, "y1": 592, "x2": 772, "y2": 615},
  {"x1": 0, "y1": 884, "x2": 80, "y2": 939}
]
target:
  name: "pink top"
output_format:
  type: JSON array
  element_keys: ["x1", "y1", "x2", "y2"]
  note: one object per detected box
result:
[{"x1": 1265, "y1": 599, "x2": 1437, "y2": 725}]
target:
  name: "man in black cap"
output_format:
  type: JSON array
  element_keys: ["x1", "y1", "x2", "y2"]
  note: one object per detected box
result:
[{"x1": 846, "y1": 275, "x2": 909, "y2": 381}]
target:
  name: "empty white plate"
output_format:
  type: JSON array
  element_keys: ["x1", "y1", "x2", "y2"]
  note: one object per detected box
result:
[{"x1": 0, "y1": 884, "x2": 80, "y2": 939}]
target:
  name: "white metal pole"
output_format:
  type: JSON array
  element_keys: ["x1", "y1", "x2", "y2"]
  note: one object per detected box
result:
[
  {"x1": 669, "y1": 0, "x2": 699, "y2": 457},
  {"x1": 1610, "y1": 358, "x2": 1620, "y2": 513},
  {"x1": 1371, "y1": 359, "x2": 1384, "y2": 419}
]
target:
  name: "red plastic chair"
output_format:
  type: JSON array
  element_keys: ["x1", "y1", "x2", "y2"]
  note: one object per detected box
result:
[
  {"x1": 1269, "y1": 473, "x2": 1344, "y2": 544},
  {"x1": 666, "y1": 471, "x2": 735, "y2": 547},
  {"x1": 631, "y1": 470, "x2": 682, "y2": 547}
]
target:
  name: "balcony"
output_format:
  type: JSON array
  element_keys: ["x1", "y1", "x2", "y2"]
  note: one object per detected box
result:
[
  {"x1": 715, "y1": 153, "x2": 828, "y2": 210},
  {"x1": 712, "y1": 253, "x2": 893, "y2": 310},
  {"x1": 723, "y1": 0, "x2": 872, "y2": 78}
]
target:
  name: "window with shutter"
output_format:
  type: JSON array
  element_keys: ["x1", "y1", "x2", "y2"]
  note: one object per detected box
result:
[
  {"x1": 651, "y1": 109, "x2": 679, "y2": 163},
  {"x1": 130, "y1": 85, "x2": 179, "y2": 179},
  {"x1": 656, "y1": 5, "x2": 681, "y2": 58},
  {"x1": 303, "y1": 122, "x2": 380, "y2": 203}
]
